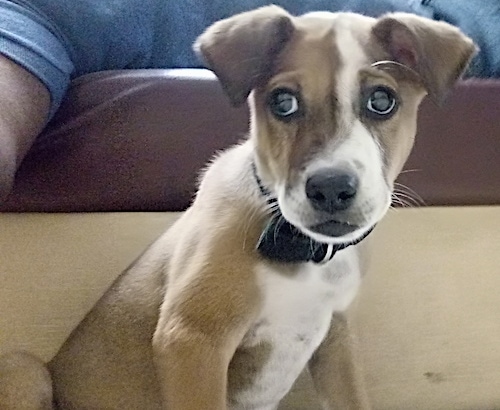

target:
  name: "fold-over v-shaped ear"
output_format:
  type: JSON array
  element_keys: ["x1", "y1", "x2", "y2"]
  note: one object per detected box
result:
[
  {"x1": 194, "y1": 5, "x2": 295, "y2": 106},
  {"x1": 372, "y1": 13, "x2": 477, "y2": 104}
]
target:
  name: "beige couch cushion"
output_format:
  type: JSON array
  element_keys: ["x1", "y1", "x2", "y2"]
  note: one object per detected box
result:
[
  {"x1": 1, "y1": 207, "x2": 499, "y2": 409},
  {"x1": 0, "y1": 213, "x2": 179, "y2": 359},
  {"x1": 352, "y1": 206, "x2": 500, "y2": 410}
]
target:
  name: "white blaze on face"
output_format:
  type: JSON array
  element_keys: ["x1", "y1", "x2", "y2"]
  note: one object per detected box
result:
[
  {"x1": 332, "y1": 15, "x2": 392, "y2": 226},
  {"x1": 307, "y1": 122, "x2": 391, "y2": 230}
]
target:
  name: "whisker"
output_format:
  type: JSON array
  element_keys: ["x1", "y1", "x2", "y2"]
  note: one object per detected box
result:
[
  {"x1": 241, "y1": 194, "x2": 279, "y2": 250},
  {"x1": 241, "y1": 205, "x2": 263, "y2": 250},
  {"x1": 399, "y1": 168, "x2": 422, "y2": 175},
  {"x1": 309, "y1": 237, "x2": 316, "y2": 255},
  {"x1": 393, "y1": 185, "x2": 425, "y2": 207},
  {"x1": 273, "y1": 214, "x2": 286, "y2": 246},
  {"x1": 393, "y1": 196, "x2": 418, "y2": 208},
  {"x1": 391, "y1": 189, "x2": 419, "y2": 206},
  {"x1": 394, "y1": 182, "x2": 426, "y2": 205},
  {"x1": 391, "y1": 195, "x2": 411, "y2": 209},
  {"x1": 265, "y1": 203, "x2": 280, "y2": 215},
  {"x1": 393, "y1": 190, "x2": 423, "y2": 207}
]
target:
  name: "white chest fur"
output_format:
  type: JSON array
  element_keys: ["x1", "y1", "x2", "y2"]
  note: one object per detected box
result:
[{"x1": 228, "y1": 247, "x2": 361, "y2": 410}]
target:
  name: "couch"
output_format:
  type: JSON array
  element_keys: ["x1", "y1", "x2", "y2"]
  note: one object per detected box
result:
[{"x1": 1, "y1": 69, "x2": 499, "y2": 409}]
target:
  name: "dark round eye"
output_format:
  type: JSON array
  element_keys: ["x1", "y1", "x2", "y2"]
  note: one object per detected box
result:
[
  {"x1": 269, "y1": 89, "x2": 300, "y2": 119},
  {"x1": 365, "y1": 86, "x2": 398, "y2": 119}
]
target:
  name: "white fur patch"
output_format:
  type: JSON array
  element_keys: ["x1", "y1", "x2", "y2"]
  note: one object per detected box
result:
[{"x1": 229, "y1": 248, "x2": 361, "y2": 409}]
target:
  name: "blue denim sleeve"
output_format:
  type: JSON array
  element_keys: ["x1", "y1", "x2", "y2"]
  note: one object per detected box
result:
[
  {"x1": 0, "y1": 0, "x2": 162, "y2": 118},
  {"x1": 418, "y1": 0, "x2": 500, "y2": 77},
  {"x1": 0, "y1": 0, "x2": 73, "y2": 118}
]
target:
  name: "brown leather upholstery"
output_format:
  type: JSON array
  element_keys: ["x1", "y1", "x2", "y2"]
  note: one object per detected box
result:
[
  {"x1": 400, "y1": 79, "x2": 500, "y2": 206},
  {"x1": 1, "y1": 69, "x2": 499, "y2": 212}
]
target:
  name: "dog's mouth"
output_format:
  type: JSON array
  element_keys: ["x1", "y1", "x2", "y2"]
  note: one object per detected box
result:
[
  {"x1": 308, "y1": 219, "x2": 360, "y2": 238},
  {"x1": 256, "y1": 211, "x2": 375, "y2": 264}
]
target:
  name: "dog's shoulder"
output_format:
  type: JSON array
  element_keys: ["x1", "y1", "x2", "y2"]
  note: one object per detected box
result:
[{"x1": 195, "y1": 140, "x2": 261, "y2": 208}]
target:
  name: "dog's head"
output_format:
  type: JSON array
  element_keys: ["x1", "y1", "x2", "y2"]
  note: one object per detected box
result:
[{"x1": 195, "y1": 6, "x2": 476, "y2": 245}]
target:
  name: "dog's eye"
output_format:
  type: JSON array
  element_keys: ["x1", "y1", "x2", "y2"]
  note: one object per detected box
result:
[
  {"x1": 365, "y1": 86, "x2": 398, "y2": 119},
  {"x1": 269, "y1": 89, "x2": 300, "y2": 119}
]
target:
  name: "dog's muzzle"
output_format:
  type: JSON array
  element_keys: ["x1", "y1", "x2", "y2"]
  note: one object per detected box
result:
[{"x1": 252, "y1": 162, "x2": 375, "y2": 264}]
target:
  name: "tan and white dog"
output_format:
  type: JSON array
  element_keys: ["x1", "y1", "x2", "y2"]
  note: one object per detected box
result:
[{"x1": 0, "y1": 6, "x2": 475, "y2": 410}]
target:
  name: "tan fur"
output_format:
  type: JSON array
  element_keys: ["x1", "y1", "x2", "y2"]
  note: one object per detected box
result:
[
  {"x1": 0, "y1": 352, "x2": 52, "y2": 410},
  {"x1": 0, "y1": 6, "x2": 475, "y2": 410},
  {"x1": 309, "y1": 313, "x2": 370, "y2": 409},
  {"x1": 152, "y1": 203, "x2": 264, "y2": 409}
]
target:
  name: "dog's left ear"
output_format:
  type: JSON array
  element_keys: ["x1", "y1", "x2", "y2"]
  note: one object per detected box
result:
[
  {"x1": 194, "y1": 5, "x2": 294, "y2": 106},
  {"x1": 372, "y1": 13, "x2": 477, "y2": 103}
]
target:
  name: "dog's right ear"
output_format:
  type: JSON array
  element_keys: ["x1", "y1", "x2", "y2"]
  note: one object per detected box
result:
[
  {"x1": 372, "y1": 13, "x2": 477, "y2": 104},
  {"x1": 194, "y1": 6, "x2": 294, "y2": 106}
]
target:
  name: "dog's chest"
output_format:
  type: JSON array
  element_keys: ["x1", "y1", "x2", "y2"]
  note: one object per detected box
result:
[{"x1": 228, "y1": 250, "x2": 360, "y2": 410}]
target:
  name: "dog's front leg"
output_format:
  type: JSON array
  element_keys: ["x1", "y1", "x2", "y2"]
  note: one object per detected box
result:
[
  {"x1": 153, "y1": 327, "x2": 229, "y2": 410},
  {"x1": 308, "y1": 312, "x2": 371, "y2": 410},
  {"x1": 152, "y1": 269, "x2": 257, "y2": 410}
]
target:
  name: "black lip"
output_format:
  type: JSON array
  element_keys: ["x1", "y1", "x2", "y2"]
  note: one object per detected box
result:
[{"x1": 309, "y1": 220, "x2": 360, "y2": 237}]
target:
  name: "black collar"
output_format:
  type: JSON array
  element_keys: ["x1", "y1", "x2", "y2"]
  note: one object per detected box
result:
[{"x1": 252, "y1": 163, "x2": 374, "y2": 264}]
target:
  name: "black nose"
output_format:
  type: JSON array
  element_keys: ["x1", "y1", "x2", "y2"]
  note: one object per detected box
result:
[{"x1": 306, "y1": 169, "x2": 359, "y2": 213}]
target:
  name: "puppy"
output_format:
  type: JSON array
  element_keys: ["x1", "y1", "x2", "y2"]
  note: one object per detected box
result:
[{"x1": 0, "y1": 6, "x2": 475, "y2": 410}]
